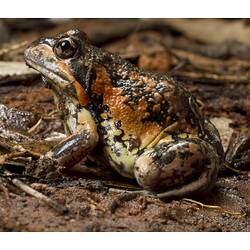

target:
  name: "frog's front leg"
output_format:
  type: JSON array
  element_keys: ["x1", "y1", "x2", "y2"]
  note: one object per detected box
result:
[
  {"x1": 44, "y1": 109, "x2": 99, "y2": 168},
  {"x1": 134, "y1": 138, "x2": 220, "y2": 199}
]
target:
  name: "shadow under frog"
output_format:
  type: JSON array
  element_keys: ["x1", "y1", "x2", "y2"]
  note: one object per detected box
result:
[{"x1": 24, "y1": 29, "x2": 224, "y2": 199}]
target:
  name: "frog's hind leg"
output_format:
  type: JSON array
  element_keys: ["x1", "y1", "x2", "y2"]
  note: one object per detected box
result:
[{"x1": 134, "y1": 138, "x2": 220, "y2": 199}]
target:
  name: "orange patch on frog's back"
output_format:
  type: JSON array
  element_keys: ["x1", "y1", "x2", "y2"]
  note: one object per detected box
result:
[{"x1": 92, "y1": 66, "x2": 163, "y2": 148}]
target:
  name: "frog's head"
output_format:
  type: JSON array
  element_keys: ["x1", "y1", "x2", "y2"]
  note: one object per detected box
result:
[{"x1": 24, "y1": 29, "x2": 94, "y2": 106}]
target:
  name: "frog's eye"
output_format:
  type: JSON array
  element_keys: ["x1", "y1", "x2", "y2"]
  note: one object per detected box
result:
[{"x1": 54, "y1": 38, "x2": 78, "y2": 59}]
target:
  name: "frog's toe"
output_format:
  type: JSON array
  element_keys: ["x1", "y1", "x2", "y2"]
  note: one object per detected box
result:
[{"x1": 134, "y1": 138, "x2": 220, "y2": 198}]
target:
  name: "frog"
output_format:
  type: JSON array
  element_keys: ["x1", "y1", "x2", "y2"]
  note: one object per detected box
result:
[{"x1": 24, "y1": 29, "x2": 224, "y2": 198}]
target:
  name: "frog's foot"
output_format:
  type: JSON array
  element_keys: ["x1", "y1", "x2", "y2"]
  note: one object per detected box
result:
[
  {"x1": 134, "y1": 138, "x2": 220, "y2": 199},
  {"x1": 45, "y1": 124, "x2": 98, "y2": 169}
]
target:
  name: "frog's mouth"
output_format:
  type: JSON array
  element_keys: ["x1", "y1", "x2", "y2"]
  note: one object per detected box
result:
[{"x1": 25, "y1": 57, "x2": 71, "y2": 91}]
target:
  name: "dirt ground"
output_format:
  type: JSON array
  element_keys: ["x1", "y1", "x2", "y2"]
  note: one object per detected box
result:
[{"x1": 0, "y1": 19, "x2": 250, "y2": 231}]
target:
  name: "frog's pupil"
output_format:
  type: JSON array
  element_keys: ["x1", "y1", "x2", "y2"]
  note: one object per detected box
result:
[{"x1": 60, "y1": 40, "x2": 70, "y2": 51}]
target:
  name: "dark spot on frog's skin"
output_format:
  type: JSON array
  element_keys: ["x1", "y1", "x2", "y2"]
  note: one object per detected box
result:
[
  {"x1": 102, "y1": 54, "x2": 114, "y2": 65},
  {"x1": 170, "y1": 114, "x2": 178, "y2": 123},
  {"x1": 151, "y1": 143, "x2": 177, "y2": 166},
  {"x1": 87, "y1": 103, "x2": 95, "y2": 114},
  {"x1": 114, "y1": 120, "x2": 121, "y2": 129},
  {"x1": 87, "y1": 95, "x2": 106, "y2": 123},
  {"x1": 104, "y1": 123, "x2": 112, "y2": 132},
  {"x1": 197, "y1": 141, "x2": 208, "y2": 155},
  {"x1": 178, "y1": 150, "x2": 194, "y2": 160},
  {"x1": 107, "y1": 155, "x2": 129, "y2": 176},
  {"x1": 110, "y1": 144, "x2": 121, "y2": 157},
  {"x1": 171, "y1": 157, "x2": 209, "y2": 186},
  {"x1": 127, "y1": 137, "x2": 141, "y2": 151},
  {"x1": 103, "y1": 105, "x2": 110, "y2": 112},
  {"x1": 141, "y1": 98, "x2": 170, "y2": 126},
  {"x1": 137, "y1": 148, "x2": 145, "y2": 156},
  {"x1": 201, "y1": 158, "x2": 211, "y2": 169},
  {"x1": 170, "y1": 133, "x2": 179, "y2": 142},
  {"x1": 170, "y1": 169, "x2": 184, "y2": 181},
  {"x1": 43, "y1": 56, "x2": 55, "y2": 64},
  {"x1": 98, "y1": 126, "x2": 108, "y2": 137},
  {"x1": 113, "y1": 130, "x2": 126, "y2": 144}
]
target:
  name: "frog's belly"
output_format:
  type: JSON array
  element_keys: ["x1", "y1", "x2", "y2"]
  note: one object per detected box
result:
[
  {"x1": 103, "y1": 142, "x2": 138, "y2": 178},
  {"x1": 100, "y1": 120, "x2": 140, "y2": 179}
]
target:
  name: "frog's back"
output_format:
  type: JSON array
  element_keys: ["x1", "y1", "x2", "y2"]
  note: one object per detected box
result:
[
  {"x1": 88, "y1": 51, "x2": 223, "y2": 177},
  {"x1": 101, "y1": 64, "x2": 205, "y2": 136}
]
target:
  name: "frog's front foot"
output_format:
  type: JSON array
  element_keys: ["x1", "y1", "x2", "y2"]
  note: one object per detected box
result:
[
  {"x1": 134, "y1": 138, "x2": 220, "y2": 199},
  {"x1": 45, "y1": 126, "x2": 98, "y2": 169}
]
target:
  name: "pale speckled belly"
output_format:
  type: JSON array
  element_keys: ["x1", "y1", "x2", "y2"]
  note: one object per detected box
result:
[{"x1": 100, "y1": 118, "x2": 140, "y2": 178}]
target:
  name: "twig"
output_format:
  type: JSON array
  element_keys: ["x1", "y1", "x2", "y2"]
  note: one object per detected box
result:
[
  {"x1": 28, "y1": 112, "x2": 62, "y2": 134},
  {"x1": 182, "y1": 198, "x2": 245, "y2": 217},
  {"x1": 0, "y1": 150, "x2": 41, "y2": 166},
  {"x1": 108, "y1": 188, "x2": 148, "y2": 195},
  {"x1": 12, "y1": 178, "x2": 68, "y2": 215},
  {"x1": 223, "y1": 163, "x2": 249, "y2": 175},
  {"x1": 174, "y1": 71, "x2": 250, "y2": 85},
  {"x1": 0, "y1": 152, "x2": 28, "y2": 165},
  {"x1": 103, "y1": 180, "x2": 141, "y2": 190},
  {"x1": 28, "y1": 118, "x2": 43, "y2": 134}
]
